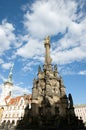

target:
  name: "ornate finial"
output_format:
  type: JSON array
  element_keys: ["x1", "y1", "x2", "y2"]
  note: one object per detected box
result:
[
  {"x1": 7, "y1": 64, "x2": 14, "y2": 84},
  {"x1": 60, "y1": 76, "x2": 64, "y2": 86},
  {"x1": 33, "y1": 78, "x2": 36, "y2": 88},
  {"x1": 54, "y1": 64, "x2": 58, "y2": 71},
  {"x1": 68, "y1": 93, "x2": 73, "y2": 108},
  {"x1": 54, "y1": 64, "x2": 59, "y2": 77},
  {"x1": 38, "y1": 65, "x2": 41, "y2": 73}
]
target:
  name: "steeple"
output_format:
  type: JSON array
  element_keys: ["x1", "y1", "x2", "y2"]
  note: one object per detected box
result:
[
  {"x1": 44, "y1": 36, "x2": 52, "y2": 65},
  {"x1": 1, "y1": 64, "x2": 14, "y2": 99},
  {"x1": 5, "y1": 64, "x2": 14, "y2": 85}
]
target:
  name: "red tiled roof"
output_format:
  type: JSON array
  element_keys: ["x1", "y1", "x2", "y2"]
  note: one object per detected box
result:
[
  {"x1": 8, "y1": 96, "x2": 22, "y2": 105},
  {"x1": 8, "y1": 94, "x2": 32, "y2": 105},
  {"x1": 5, "y1": 95, "x2": 10, "y2": 100}
]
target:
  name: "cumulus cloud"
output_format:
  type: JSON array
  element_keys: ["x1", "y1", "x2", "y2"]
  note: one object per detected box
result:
[
  {"x1": 78, "y1": 70, "x2": 86, "y2": 75},
  {"x1": 2, "y1": 62, "x2": 13, "y2": 70},
  {"x1": 0, "y1": 0, "x2": 86, "y2": 78},
  {"x1": 51, "y1": 18, "x2": 86, "y2": 64},
  {"x1": 52, "y1": 45, "x2": 86, "y2": 65},
  {"x1": 16, "y1": 37, "x2": 44, "y2": 60},
  {"x1": 0, "y1": 19, "x2": 17, "y2": 55},
  {"x1": 22, "y1": 60, "x2": 40, "y2": 72},
  {"x1": 23, "y1": 0, "x2": 77, "y2": 38},
  {"x1": 16, "y1": 0, "x2": 86, "y2": 66}
]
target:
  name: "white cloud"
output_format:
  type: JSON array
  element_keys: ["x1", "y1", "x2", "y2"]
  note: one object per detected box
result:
[
  {"x1": 51, "y1": 18, "x2": 86, "y2": 65},
  {"x1": 52, "y1": 45, "x2": 86, "y2": 65},
  {"x1": 0, "y1": 0, "x2": 84, "y2": 76},
  {"x1": 78, "y1": 70, "x2": 86, "y2": 75},
  {"x1": 2, "y1": 62, "x2": 13, "y2": 70},
  {"x1": 18, "y1": 0, "x2": 86, "y2": 66},
  {"x1": 23, "y1": 60, "x2": 39, "y2": 72},
  {"x1": 58, "y1": 65, "x2": 75, "y2": 75},
  {"x1": 0, "y1": 19, "x2": 17, "y2": 55},
  {"x1": 0, "y1": 0, "x2": 85, "y2": 62},
  {"x1": 16, "y1": 37, "x2": 44, "y2": 60},
  {"x1": 23, "y1": 0, "x2": 77, "y2": 38}
]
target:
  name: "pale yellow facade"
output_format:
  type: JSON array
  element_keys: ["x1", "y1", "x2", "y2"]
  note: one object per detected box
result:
[{"x1": 74, "y1": 104, "x2": 86, "y2": 125}]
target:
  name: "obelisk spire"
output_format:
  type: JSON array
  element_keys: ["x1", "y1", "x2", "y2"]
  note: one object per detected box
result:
[{"x1": 44, "y1": 36, "x2": 52, "y2": 65}]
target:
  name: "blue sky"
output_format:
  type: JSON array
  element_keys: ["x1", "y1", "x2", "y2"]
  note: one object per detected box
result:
[{"x1": 0, "y1": 0, "x2": 86, "y2": 104}]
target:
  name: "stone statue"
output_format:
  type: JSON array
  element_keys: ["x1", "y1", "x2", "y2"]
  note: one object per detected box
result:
[
  {"x1": 60, "y1": 76, "x2": 64, "y2": 86},
  {"x1": 44, "y1": 36, "x2": 50, "y2": 45},
  {"x1": 54, "y1": 64, "x2": 59, "y2": 77},
  {"x1": 33, "y1": 78, "x2": 36, "y2": 88},
  {"x1": 68, "y1": 93, "x2": 73, "y2": 108},
  {"x1": 38, "y1": 87, "x2": 42, "y2": 96},
  {"x1": 54, "y1": 64, "x2": 58, "y2": 71}
]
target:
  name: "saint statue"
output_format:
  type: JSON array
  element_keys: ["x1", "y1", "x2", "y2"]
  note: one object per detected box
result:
[{"x1": 44, "y1": 36, "x2": 50, "y2": 45}]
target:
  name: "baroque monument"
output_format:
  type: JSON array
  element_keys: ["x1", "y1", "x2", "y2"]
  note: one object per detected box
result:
[
  {"x1": 31, "y1": 36, "x2": 75, "y2": 129},
  {"x1": 16, "y1": 36, "x2": 85, "y2": 130},
  {"x1": 32, "y1": 36, "x2": 69, "y2": 118}
]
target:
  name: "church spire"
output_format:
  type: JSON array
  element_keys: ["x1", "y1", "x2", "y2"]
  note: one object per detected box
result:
[
  {"x1": 6, "y1": 64, "x2": 14, "y2": 84},
  {"x1": 3, "y1": 64, "x2": 14, "y2": 98}
]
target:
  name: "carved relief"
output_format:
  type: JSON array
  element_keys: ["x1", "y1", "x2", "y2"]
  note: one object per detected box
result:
[
  {"x1": 32, "y1": 36, "x2": 67, "y2": 117},
  {"x1": 46, "y1": 84, "x2": 52, "y2": 96},
  {"x1": 32, "y1": 87, "x2": 38, "y2": 99},
  {"x1": 38, "y1": 72, "x2": 44, "y2": 79},
  {"x1": 45, "y1": 96, "x2": 54, "y2": 105},
  {"x1": 46, "y1": 70, "x2": 54, "y2": 79},
  {"x1": 38, "y1": 80, "x2": 45, "y2": 89}
]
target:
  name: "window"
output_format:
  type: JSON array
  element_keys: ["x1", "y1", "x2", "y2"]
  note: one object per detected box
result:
[
  {"x1": 5, "y1": 114, "x2": 7, "y2": 118},
  {"x1": 14, "y1": 106, "x2": 16, "y2": 110}
]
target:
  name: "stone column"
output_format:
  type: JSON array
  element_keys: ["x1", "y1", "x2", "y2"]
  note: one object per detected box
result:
[{"x1": 44, "y1": 36, "x2": 52, "y2": 65}]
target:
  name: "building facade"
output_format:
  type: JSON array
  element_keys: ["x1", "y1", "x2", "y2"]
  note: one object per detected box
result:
[
  {"x1": 74, "y1": 104, "x2": 86, "y2": 125},
  {"x1": 1, "y1": 95, "x2": 31, "y2": 126},
  {"x1": 0, "y1": 66, "x2": 31, "y2": 127}
]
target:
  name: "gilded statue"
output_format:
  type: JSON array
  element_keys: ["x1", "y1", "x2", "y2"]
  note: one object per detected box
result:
[{"x1": 44, "y1": 36, "x2": 50, "y2": 44}]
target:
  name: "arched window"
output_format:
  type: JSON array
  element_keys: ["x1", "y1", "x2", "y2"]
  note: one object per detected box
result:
[{"x1": 12, "y1": 120, "x2": 15, "y2": 125}]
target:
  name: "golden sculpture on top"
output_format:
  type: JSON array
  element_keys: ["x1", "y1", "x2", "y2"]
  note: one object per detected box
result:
[{"x1": 44, "y1": 36, "x2": 50, "y2": 45}]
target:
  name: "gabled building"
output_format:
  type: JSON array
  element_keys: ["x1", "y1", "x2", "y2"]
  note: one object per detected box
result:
[
  {"x1": 0, "y1": 66, "x2": 31, "y2": 127},
  {"x1": 1, "y1": 94, "x2": 31, "y2": 126}
]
